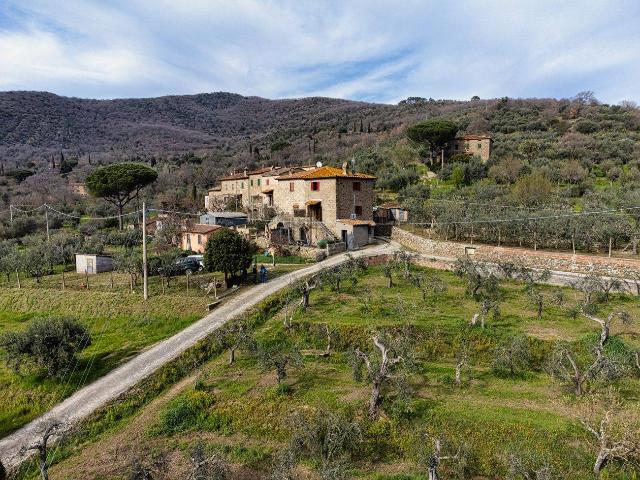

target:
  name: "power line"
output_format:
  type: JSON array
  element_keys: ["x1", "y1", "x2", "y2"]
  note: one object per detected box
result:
[{"x1": 409, "y1": 205, "x2": 640, "y2": 227}]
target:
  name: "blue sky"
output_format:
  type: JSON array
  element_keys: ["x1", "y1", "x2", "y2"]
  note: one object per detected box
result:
[{"x1": 1, "y1": 0, "x2": 639, "y2": 104}]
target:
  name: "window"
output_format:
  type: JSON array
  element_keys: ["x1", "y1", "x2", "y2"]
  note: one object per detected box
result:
[
  {"x1": 266, "y1": 179, "x2": 270, "y2": 186},
  {"x1": 197, "y1": 234, "x2": 203, "y2": 245},
  {"x1": 477, "y1": 143, "x2": 482, "y2": 149},
  {"x1": 352, "y1": 182, "x2": 361, "y2": 191},
  {"x1": 355, "y1": 205, "x2": 363, "y2": 215},
  {"x1": 311, "y1": 181, "x2": 320, "y2": 191},
  {"x1": 250, "y1": 179, "x2": 253, "y2": 186},
  {"x1": 289, "y1": 182, "x2": 295, "y2": 192},
  {"x1": 241, "y1": 182, "x2": 244, "y2": 188},
  {"x1": 257, "y1": 179, "x2": 261, "y2": 186}
]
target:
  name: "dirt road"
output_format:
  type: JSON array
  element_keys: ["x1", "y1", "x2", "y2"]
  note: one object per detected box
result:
[{"x1": 0, "y1": 242, "x2": 397, "y2": 468}]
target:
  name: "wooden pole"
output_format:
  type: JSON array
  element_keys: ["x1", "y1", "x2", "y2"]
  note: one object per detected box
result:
[
  {"x1": 213, "y1": 276, "x2": 217, "y2": 299},
  {"x1": 9, "y1": 204, "x2": 13, "y2": 227},
  {"x1": 608, "y1": 236, "x2": 612, "y2": 258},
  {"x1": 45, "y1": 205, "x2": 50, "y2": 242},
  {"x1": 85, "y1": 270, "x2": 89, "y2": 290},
  {"x1": 61, "y1": 269, "x2": 65, "y2": 290},
  {"x1": 110, "y1": 271, "x2": 114, "y2": 290},
  {"x1": 15, "y1": 270, "x2": 20, "y2": 289},
  {"x1": 142, "y1": 201, "x2": 148, "y2": 300}
]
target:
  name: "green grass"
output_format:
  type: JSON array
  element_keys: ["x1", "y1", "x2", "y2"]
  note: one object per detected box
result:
[
  {"x1": 0, "y1": 263, "x2": 307, "y2": 438},
  {"x1": 20, "y1": 265, "x2": 640, "y2": 479}
]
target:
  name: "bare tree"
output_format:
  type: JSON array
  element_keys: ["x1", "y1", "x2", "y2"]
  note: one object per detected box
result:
[
  {"x1": 353, "y1": 333, "x2": 409, "y2": 419},
  {"x1": 582, "y1": 310, "x2": 631, "y2": 349},
  {"x1": 506, "y1": 452, "x2": 553, "y2": 479},
  {"x1": 422, "y1": 437, "x2": 464, "y2": 480},
  {"x1": 577, "y1": 390, "x2": 640, "y2": 475},
  {"x1": 20, "y1": 421, "x2": 64, "y2": 480}
]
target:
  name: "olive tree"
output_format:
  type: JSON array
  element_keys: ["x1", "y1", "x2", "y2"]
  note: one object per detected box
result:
[
  {"x1": 256, "y1": 338, "x2": 303, "y2": 385},
  {"x1": 352, "y1": 332, "x2": 412, "y2": 419},
  {"x1": 1, "y1": 317, "x2": 91, "y2": 378},
  {"x1": 288, "y1": 406, "x2": 361, "y2": 480},
  {"x1": 214, "y1": 318, "x2": 254, "y2": 365},
  {"x1": 576, "y1": 390, "x2": 640, "y2": 476}
]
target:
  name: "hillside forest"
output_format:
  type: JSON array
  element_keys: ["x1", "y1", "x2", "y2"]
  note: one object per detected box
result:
[{"x1": 0, "y1": 91, "x2": 640, "y2": 254}]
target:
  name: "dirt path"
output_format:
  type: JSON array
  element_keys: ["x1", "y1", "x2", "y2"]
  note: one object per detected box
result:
[{"x1": 0, "y1": 242, "x2": 397, "y2": 468}]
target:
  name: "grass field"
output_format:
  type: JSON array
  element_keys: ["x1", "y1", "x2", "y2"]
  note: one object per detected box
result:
[
  {"x1": 40, "y1": 265, "x2": 640, "y2": 479},
  {"x1": 0, "y1": 263, "x2": 306, "y2": 438}
]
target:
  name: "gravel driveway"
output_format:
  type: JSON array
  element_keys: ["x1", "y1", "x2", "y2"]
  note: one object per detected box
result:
[{"x1": 0, "y1": 242, "x2": 397, "y2": 468}]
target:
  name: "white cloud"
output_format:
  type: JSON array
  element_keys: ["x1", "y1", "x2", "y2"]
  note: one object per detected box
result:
[{"x1": 0, "y1": 0, "x2": 638, "y2": 103}]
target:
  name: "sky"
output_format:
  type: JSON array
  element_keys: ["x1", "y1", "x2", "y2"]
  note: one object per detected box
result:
[{"x1": 0, "y1": 0, "x2": 639, "y2": 104}]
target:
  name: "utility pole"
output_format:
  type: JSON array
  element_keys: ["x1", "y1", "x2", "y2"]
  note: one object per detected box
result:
[
  {"x1": 142, "y1": 201, "x2": 148, "y2": 300},
  {"x1": 44, "y1": 204, "x2": 50, "y2": 241},
  {"x1": 9, "y1": 204, "x2": 13, "y2": 226}
]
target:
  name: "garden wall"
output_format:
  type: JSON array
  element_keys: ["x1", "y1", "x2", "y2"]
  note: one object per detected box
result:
[{"x1": 391, "y1": 227, "x2": 640, "y2": 278}]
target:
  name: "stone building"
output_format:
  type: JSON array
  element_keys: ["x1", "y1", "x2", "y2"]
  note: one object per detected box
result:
[
  {"x1": 270, "y1": 163, "x2": 376, "y2": 248},
  {"x1": 204, "y1": 162, "x2": 377, "y2": 249},
  {"x1": 450, "y1": 134, "x2": 492, "y2": 162}
]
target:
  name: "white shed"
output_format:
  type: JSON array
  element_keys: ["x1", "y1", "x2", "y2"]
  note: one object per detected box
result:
[{"x1": 75, "y1": 254, "x2": 114, "y2": 274}]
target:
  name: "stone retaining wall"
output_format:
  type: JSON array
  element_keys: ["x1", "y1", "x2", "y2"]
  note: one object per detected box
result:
[{"x1": 391, "y1": 227, "x2": 640, "y2": 278}]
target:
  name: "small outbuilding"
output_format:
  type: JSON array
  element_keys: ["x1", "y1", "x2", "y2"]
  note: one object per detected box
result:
[
  {"x1": 336, "y1": 219, "x2": 375, "y2": 250},
  {"x1": 200, "y1": 212, "x2": 248, "y2": 227},
  {"x1": 75, "y1": 253, "x2": 114, "y2": 274}
]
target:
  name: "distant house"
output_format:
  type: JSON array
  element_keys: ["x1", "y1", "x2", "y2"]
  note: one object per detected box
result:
[
  {"x1": 75, "y1": 253, "x2": 113, "y2": 274},
  {"x1": 450, "y1": 134, "x2": 492, "y2": 162},
  {"x1": 375, "y1": 203, "x2": 409, "y2": 224},
  {"x1": 181, "y1": 224, "x2": 223, "y2": 253},
  {"x1": 200, "y1": 212, "x2": 248, "y2": 227}
]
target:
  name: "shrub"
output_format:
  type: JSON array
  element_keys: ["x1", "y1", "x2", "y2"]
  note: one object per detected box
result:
[
  {"x1": 0, "y1": 317, "x2": 91, "y2": 378},
  {"x1": 153, "y1": 389, "x2": 213, "y2": 434}
]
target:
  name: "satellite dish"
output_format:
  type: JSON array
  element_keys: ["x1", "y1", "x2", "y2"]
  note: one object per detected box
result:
[{"x1": 315, "y1": 161, "x2": 323, "y2": 168}]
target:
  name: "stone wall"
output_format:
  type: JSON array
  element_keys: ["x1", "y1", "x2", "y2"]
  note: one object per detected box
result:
[{"x1": 391, "y1": 227, "x2": 640, "y2": 278}]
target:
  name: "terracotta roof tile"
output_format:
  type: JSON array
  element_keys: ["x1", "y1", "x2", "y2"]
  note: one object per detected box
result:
[{"x1": 277, "y1": 166, "x2": 376, "y2": 180}]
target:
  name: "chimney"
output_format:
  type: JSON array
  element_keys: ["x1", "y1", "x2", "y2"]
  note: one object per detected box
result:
[
  {"x1": 342, "y1": 161, "x2": 349, "y2": 175},
  {"x1": 243, "y1": 168, "x2": 247, "y2": 176}
]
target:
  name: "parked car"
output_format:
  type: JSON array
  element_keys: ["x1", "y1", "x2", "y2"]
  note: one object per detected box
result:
[
  {"x1": 187, "y1": 254, "x2": 205, "y2": 269},
  {"x1": 174, "y1": 257, "x2": 203, "y2": 274}
]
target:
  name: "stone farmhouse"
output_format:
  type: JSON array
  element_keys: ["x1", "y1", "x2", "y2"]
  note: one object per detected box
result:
[
  {"x1": 205, "y1": 162, "x2": 377, "y2": 249},
  {"x1": 450, "y1": 134, "x2": 492, "y2": 162}
]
